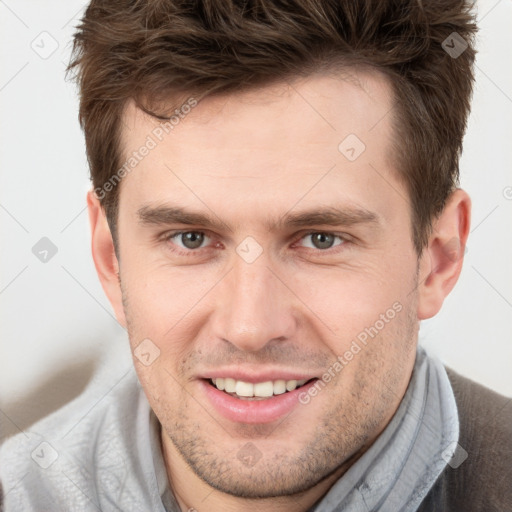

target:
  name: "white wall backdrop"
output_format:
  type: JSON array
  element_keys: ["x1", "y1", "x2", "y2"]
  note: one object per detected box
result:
[{"x1": 1, "y1": 0, "x2": 511, "y2": 438}]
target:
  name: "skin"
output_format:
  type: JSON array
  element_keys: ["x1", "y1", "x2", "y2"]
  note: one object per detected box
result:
[{"x1": 88, "y1": 69, "x2": 470, "y2": 512}]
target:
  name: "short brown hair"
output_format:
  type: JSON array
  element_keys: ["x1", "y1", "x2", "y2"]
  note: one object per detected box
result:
[{"x1": 68, "y1": 0, "x2": 477, "y2": 253}]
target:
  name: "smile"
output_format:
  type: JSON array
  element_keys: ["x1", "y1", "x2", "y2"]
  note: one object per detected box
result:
[{"x1": 210, "y1": 377, "x2": 310, "y2": 399}]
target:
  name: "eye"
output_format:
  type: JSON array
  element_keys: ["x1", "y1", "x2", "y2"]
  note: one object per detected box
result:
[
  {"x1": 298, "y1": 232, "x2": 345, "y2": 250},
  {"x1": 167, "y1": 231, "x2": 211, "y2": 250}
]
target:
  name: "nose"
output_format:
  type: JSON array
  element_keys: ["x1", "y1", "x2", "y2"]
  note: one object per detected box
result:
[{"x1": 212, "y1": 252, "x2": 297, "y2": 352}]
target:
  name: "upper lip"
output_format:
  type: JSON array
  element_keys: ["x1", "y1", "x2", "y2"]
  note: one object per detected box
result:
[{"x1": 198, "y1": 369, "x2": 318, "y2": 383}]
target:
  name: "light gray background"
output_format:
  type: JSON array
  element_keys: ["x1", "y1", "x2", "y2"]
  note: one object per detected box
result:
[{"x1": 1, "y1": 0, "x2": 511, "y2": 438}]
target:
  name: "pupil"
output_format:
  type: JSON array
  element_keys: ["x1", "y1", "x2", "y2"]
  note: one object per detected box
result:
[
  {"x1": 182, "y1": 232, "x2": 204, "y2": 249},
  {"x1": 313, "y1": 233, "x2": 334, "y2": 249}
]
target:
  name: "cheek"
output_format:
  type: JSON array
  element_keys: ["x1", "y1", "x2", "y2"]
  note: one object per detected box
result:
[
  {"x1": 316, "y1": 297, "x2": 417, "y2": 434},
  {"x1": 289, "y1": 260, "x2": 414, "y2": 341},
  {"x1": 133, "y1": 359, "x2": 185, "y2": 428},
  {"x1": 122, "y1": 262, "x2": 216, "y2": 336}
]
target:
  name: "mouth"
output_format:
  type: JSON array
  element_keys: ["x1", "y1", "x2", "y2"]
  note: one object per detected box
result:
[
  {"x1": 200, "y1": 372, "x2": 320, "y2": 423},
  {"x1": 207, "y1": 377, "x2": 315, "y2": 400}
]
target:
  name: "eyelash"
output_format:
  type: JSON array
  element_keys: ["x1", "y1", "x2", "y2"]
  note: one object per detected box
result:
[{"x1": 160, "y1": 230, "x2": 349, "y2": 257}]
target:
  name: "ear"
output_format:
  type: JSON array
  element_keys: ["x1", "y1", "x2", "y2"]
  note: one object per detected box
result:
[
  {"x1": 87, "y1": 190, "x2": 127, "y2": 328},
  {"x1": 417, "y1": 189, "x2": 471, "y2": 320}
]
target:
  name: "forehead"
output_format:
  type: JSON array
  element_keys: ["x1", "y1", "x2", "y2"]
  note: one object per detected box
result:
[
  {"x1": 121, "y1": 68, "x2": 394, "y2": 150},
  {"x1": 117, "y1": 70, "x2": 403, "y2": 229}
]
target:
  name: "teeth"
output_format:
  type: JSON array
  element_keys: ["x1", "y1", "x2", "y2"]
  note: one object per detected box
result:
[
  {"x1": 211, "y1": 378, "x2": 308, "y2": 398},
  {"x1": 235, "y1": 381, "x2": 253, "y2": 397},
  {"x1": 254, "y1": 381, "x2": 274, "y2": 397},
  {"x1": 224, "y1": 378, "x2": 236, "y2": 393},
  {"x1": 286, "y1": 379, "x2": 297, "y2": 392},
  {"x1": 273, "y1": 380, "x2": 287, "y2": 395}
]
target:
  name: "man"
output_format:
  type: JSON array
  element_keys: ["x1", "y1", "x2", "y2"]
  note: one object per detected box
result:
[{"x1": 1, "y1": 0, "x2": 511, "y2": 510}]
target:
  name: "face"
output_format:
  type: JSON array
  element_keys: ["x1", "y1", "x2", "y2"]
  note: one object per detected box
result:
[{"x1": 114, "y1": 71, "x2": 421, "y2": 498}]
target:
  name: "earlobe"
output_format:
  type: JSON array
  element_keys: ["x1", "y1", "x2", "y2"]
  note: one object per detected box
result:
[
  {"x1": 87, "y1": 190, "x2": 126, "y2": 327},
  {"x1": 417, "y1": 189, "x2": 471, "y2": 320}
]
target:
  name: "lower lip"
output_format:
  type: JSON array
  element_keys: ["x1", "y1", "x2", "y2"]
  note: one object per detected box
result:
[{"x1": 200, "y1": 379, "x2": 318, "y2": 424}]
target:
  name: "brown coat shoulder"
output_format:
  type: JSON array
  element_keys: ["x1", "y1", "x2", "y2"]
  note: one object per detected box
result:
[{"x1": 417, "y1": 368, "x2": 512, "y2": 512}]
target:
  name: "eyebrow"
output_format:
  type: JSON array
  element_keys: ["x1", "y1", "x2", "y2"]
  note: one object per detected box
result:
[{"x1": 137, "y1": 204, "x2": 380, "y2": 232}]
